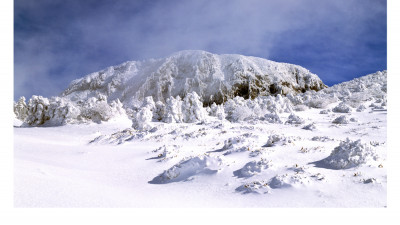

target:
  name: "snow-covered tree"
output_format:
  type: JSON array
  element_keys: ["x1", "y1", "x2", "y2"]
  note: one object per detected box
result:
[
  {"x1": 181, "y1": 92, "x2": 207, "y2": 123},
  {"x1": 14, "y1": 96, "x2": 28, "y2": 121}
]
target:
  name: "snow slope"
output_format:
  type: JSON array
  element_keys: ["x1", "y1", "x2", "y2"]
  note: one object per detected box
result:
[
  {"x1": 14, "y1": 70, "x2": 387, "y2": 207},
  {"x1": 61, "y1": 50, "x2": 326, "y2": 106}
]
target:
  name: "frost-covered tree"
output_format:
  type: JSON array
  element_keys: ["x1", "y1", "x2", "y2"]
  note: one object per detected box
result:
[
  {"x1": 14, "y1": 96, "x2": 28, "y2": 121},
  {"x1": 210, "y1": 102, "x2": 225, "y2": 120},
  {"x1": 132, "y1": 96, "x2": 155, "y2": 130},
  {"x1": 163, "y1": 96, "x2": 183, "y2": 123},
  {"x1": 26, "y1": 95, "x2": 50, "y2": 125},
  {"x1": 181, "y1": 92, "x2": 207, "y2": 123}
]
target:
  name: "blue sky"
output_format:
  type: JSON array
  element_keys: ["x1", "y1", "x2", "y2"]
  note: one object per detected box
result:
[{"x1": 14, "y1": 0, "x2": 387, "y2": 99}]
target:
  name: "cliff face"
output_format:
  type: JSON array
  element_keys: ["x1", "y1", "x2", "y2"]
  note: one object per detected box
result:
[{"x1": 62, "y1": 50, "x2": 326, "y2": 106}]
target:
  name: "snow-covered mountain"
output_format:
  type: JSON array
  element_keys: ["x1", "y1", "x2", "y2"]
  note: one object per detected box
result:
[
  {"x1": 61, "y1": 50, "x2": 326, "y2": 106},
  {"x1": 13, "y1": 50, "x2": 387, "y2": 207}
]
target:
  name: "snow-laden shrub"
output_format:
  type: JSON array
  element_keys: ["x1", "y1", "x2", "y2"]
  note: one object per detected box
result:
[
  {"x1": 132, "y1": 106, "x2": 153, "y2": 130},
  {"x1": 286, "y1": 93, "x2": 303, "y2": 105},
  {"x1": 332, "y1": 102, "x2": 352, "y2": 113},
  {"x1": 154, "y1": 101, "x2": 166, "y2": 121},
  {"x1": 21, "y1": 94, "x2": 126, "y2": 126},
  {"x1": 305, "y1": 95, "x2": 337, "y2": 109},
  {"x1": 265, "y1": 134, "x2": 298, "y2": 147},
  {"x1": 209, "y1": 102, "x2": 225, "y2": 120},
  {"x1": 181, "y1": 92, "x2": 207, "y2": 123},
  {"x1": 266, "y1": 95, "x2": 293, "y2": 114},
  {"x1": 332, "y1": 115, "x2": 350, "y2": 124},
  {"x1": 263, "y1": 113, "x2": 282, "y2": 124},
  {"x1": 79, "y1": 94, "x2": 125, "y2": 122},
  {"x1": 163, "y1": 96, "x2": 183, "y2": 123},
  {"x1": 223, "y1": 95, "x2": 294, "y2": 122},
  {"x1": 221, "y1": 134, "x2": 257, "y2": 155},
  {"x1": 285, "y1": 113, "x2": 305, "y2": 125},
  {"x1": 25, "y1": 95, "x2": 50, "y2": 125},
  {"x1": 45, "y1": 97, "x2": 81, "y2": 125},
  {"x1": 224, "y1": 96, "x2": 250, "y2": 122},
  {"x1": 323, "y1": 138, "x2": 378, "y2": 169},
  {"x1": 160, "y1": 92, "x2": 207, "y2": 123},
  {"x1": 14, "y1": 96, "x2": 28, "y2": 121},
  {"x1": 132, "y1": 96, "x2": 156, "y2": 130}
]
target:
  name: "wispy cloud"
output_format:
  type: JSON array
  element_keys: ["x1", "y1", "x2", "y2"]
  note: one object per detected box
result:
[{"x1": 14, "y1": 0, "x2": 386, "y2": 99}]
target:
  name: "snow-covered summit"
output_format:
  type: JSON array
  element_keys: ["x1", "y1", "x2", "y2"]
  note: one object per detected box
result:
[{"x1": 62, "y1": 50, "x2": 326, "y2": 106}]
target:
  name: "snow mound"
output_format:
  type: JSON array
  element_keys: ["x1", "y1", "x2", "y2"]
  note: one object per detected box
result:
[
  {"x1": 264, "y1": 134, "x2": 299, "y2": 147},
  {"x1": 221, "y1": 134, "x2": 257, "y2": 155},
  {"x1": 150, "y1": 145, "x2": 181, "y2": 161},
  {"x1": 89, "y1": 128, "x2": 145, "y2": 145},
  {"x1": 236, "y1": 168, "x2": 326, "y2": 194},
  {"x1": 332, "y1": 102, "x2": 352, "y2": 113},
  {"x1": 285, "y1": 113, "x2": 305, "y2": 125},
  {"x1": 233, "y1": 158, "x2": 273, "y2": 178},
  {"x1": 62, "y1": 50, "x2": 326, "y2": 106},
  {"x1": 235, "y1": 180, "x2": 271, "y2": 194},
  {"x1": 268, "y1": 173, "x2": 312, "y2": 188},
  {"x1": 323, "y1": 138, "x2": 378, "y2": 169},
  {"x1": 149, "y1": 155, "x2": 223, "y2": 184},
  {"x1": 263, "y1": 113, "x2": 282, "y2": 124},
  {"x1": 332, "y1": 115, "x2": 350, "y2": 124},
  {"x1": 302, "y1": 123, "x2": 317, "y2": 131}
]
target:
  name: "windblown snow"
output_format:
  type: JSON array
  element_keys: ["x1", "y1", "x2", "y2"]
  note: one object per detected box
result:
[{"x1": 14, "y1": 51, "x2": 386, "y2": 207}]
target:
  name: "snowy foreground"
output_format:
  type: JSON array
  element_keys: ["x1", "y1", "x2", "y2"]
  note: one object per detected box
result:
[{"x1": 14, "y1": 74, "x2": 387, "y2": 207}]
